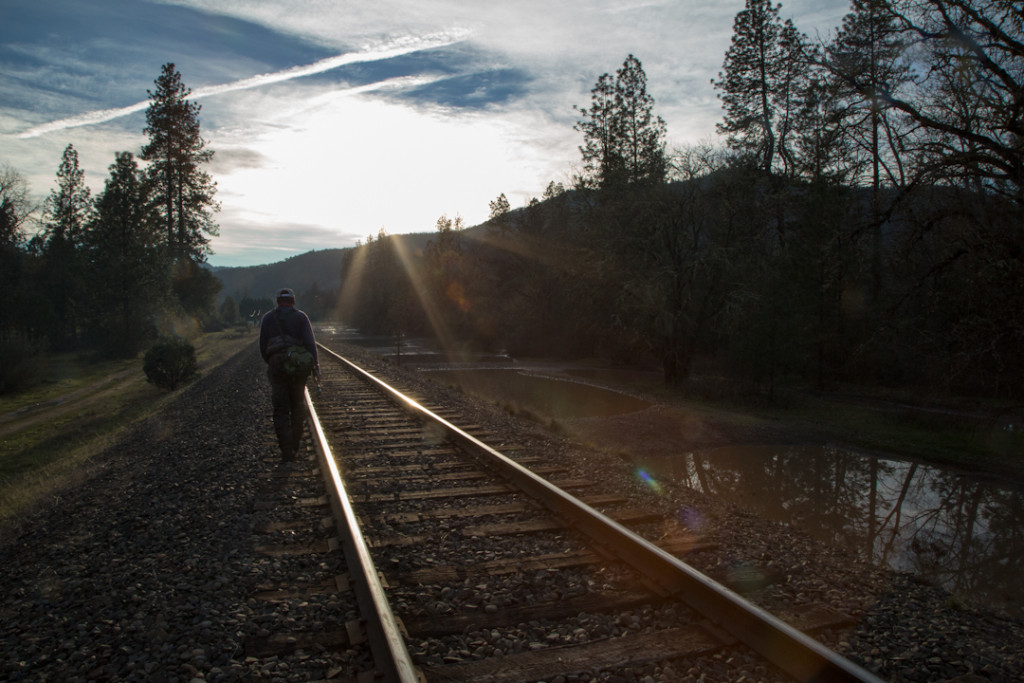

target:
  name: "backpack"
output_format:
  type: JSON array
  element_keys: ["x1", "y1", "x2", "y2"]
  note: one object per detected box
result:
[
  {"x1": 272, "y1": 311, "x2": 314, "y2": 379},
  {"x1": 280, "y1": 344, "x2": 314, "y2": 378}
]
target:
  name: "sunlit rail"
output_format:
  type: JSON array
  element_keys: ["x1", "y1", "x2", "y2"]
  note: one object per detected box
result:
[
  {"x1": 303, "y1": 381, "x2": 422, "y2": 683},
  {"x1": 312, "y1": 342, "x2": 885, "y2": 683}
]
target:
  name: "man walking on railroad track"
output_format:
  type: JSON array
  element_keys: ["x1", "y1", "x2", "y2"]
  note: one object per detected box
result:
[{"x1": 259, "y1": 287, "x2": 320, "y2": 461}]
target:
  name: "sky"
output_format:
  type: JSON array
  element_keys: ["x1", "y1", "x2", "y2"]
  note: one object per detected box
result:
[{"x1": 1, "y1": 0, "x2": 852, "y2": 268}]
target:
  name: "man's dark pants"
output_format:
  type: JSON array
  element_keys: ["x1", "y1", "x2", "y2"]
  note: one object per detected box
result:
[{"x1": 268, "y1": 367, "x2": 307, "y2": 459}]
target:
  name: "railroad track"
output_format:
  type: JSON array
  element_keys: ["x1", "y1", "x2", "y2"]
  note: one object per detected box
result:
[{"x1": 248, "y1": 342, "x2": 885, "y2": 683}]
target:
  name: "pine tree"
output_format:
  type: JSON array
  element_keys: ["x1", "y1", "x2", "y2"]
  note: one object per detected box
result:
[
  {"x1": 612, "y1": 55, "x2": 668, "y2": 186},
  {"x1": 713, "y1": 0, "x2": 810, "y2": 176},
  {"x1": 714, "y1": 0, "x2": 783, "y2": 173},
  {"x1": 790, "y1": 75, "x2": 851, "y2": 184},
  {"x1": 488, "y1": 193, "x2": 512, "y2": 234},
  {"x1": 576, "y1": 55, "x2": 667, "y2": 189},
  {"x1": 827, "y1": 0, "x2": 911, "y2": 190},
  {"x1": 44, "y1": 144, "x2": 92, "y2": 245},
  {"x1": 39, "y1": 144, "x2": 92, "y2": 347},
  {"x1": 773, "y1": 20, "x2": 816, "y2": 178},
  {"x1": 827, "y1": 0, "x2": 912, "y2": 306},
  {"x1": 142, "y1": 63, "x2": 219, "y2": 262},
  {"x1": 575, "y1": 73, "x2": 618, "y2": 189},
  {"x1": 87, "y1": 152, "x2": 165, "y2": 356},
  {"x1": 0, "y1": 164, "x2": 31, "y2": 250},
  {"x1": 0, "y1": 165, "x2": 32, "y2": 338}
]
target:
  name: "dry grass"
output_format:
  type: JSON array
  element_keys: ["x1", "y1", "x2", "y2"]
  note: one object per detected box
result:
[{"x1": 0, "y1": 329, "x2": 255, "y2": 537}]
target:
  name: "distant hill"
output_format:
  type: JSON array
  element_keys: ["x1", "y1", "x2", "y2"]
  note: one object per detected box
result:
[
  {"x1": 211, "y1": 248, "x2": 347, "y2": 302},
  {"x1": 210, "y1": 232, "x2": 440, "y2": 303}
]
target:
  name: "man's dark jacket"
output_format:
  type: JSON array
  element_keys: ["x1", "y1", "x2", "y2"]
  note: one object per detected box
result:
[{"x1": 259, "y1": 304, "x2": 318, "y2": 368}]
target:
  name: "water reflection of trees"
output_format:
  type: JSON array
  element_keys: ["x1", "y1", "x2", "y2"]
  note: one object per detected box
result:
[
  {"x1": 678, "y1": 447, "x2": 1023, "y2": 615},
  {"x1": 913, "y1": 477, "x2": 1024, "y2": 612}
]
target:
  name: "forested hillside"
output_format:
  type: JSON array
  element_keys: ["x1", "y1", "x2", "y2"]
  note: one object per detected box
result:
[
  {"x1": 213, "y1": 234, "x2": 435, "y2": 323},
  {"x1": 212, "y1": 249, "x2": 345, "y2": 301},
  {"x1": 337, "y1": 1, "x2": 1024, "y2": 400}
]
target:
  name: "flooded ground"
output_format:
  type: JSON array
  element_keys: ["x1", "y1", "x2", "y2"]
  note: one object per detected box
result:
[
  {"x1": 423, "y1": 362, "x2": 1024, "y2": 619},
  {"x1": 639, "y1": 444, "x2": 1024, "y2": 618},
  {"x1": 325, "y1": 329, "x2": 1023, "y2": 618}
]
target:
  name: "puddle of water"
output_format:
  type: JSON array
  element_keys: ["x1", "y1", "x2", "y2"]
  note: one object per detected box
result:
[
  {"x1": 425, "y1": 369, "x2": 651, "y2": 419},
  {"x1": 340, "y1": 334, "x2": 1023, "y2": 618},
  {"x1": 638, "y1": 445, "x2": 1024, "y2": 618}
]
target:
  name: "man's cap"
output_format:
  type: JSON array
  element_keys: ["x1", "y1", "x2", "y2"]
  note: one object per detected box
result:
[{"x1": 277, "y1": 288, "x2": 295, "y2": 300}]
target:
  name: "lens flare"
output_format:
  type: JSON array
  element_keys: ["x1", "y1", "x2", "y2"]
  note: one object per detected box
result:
[
  {"x1": 678, "y1": 505, "x2": 704, "y2": 532},
  {"x1": 637, "y1": 468, "x2": 662, "y2": 494}
]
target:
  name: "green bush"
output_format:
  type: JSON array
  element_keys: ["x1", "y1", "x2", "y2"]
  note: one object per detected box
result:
[
  {"x1": 0, "y1": 334, "x2": 44, "y2": 395},
  {"x1": 143, "y1": 339, "x2": 199, "y2": 390}
]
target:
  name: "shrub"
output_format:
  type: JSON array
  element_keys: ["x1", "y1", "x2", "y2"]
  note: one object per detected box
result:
[
  {"x1": 143, "y1": 339, "x2": 199, "y2": 390},
  {"x1": 0, "y1": 334, "x2": 44, "y2": 395}
]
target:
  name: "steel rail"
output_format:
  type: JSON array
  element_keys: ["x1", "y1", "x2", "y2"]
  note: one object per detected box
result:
[
  {"x1": 320, "y1": 345, "x2": 885, "y2": 683},
  {"x1": 303, "y1": 385, "x2": 423, "y2": 683}
]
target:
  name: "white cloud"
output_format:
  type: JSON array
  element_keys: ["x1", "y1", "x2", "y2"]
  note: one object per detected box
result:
[
  {"x1": 208, "y1": 79, "x2": 575, "y2": 259},
  {"x1": 14, "y1": 28, "x2": 471, "y2": 139}
]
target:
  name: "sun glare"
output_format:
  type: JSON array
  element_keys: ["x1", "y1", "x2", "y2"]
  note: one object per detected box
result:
[{"x1": 211, "y1": 86, "x2": 561, "y2": 253}]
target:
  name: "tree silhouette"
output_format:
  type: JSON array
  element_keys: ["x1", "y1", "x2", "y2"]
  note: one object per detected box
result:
[
  {"x1": 576, "y1": 55, "x2": 666, "y2": 189},
  {"x1": 87, "y1": 152, "x2": 165, "y2": 356},
  {"x1": 714, "y1": 0, "x2": 809, "y2": 176},
  {"x1": 39, "y1": 144, "x2": 92, "y2": 347},
  {"x1": 142, "y1": 63, "x2": 219, "y2": 262},
  {"x1": 0, "y1": 165, "x2": 32, "y2": 338}
]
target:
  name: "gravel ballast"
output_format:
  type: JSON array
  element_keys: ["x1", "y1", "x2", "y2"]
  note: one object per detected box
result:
[
  {"x1": 0, "y1": 341, "x2": 1021, "y2": 682},
  {"x1": 0, "y1": 345, "x2": 332, "y2": 681}
]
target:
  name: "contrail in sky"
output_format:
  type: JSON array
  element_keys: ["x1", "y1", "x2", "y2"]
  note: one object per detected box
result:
[{"x1": 16, "y1": 28, "x2": 471, "y2": 139}]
